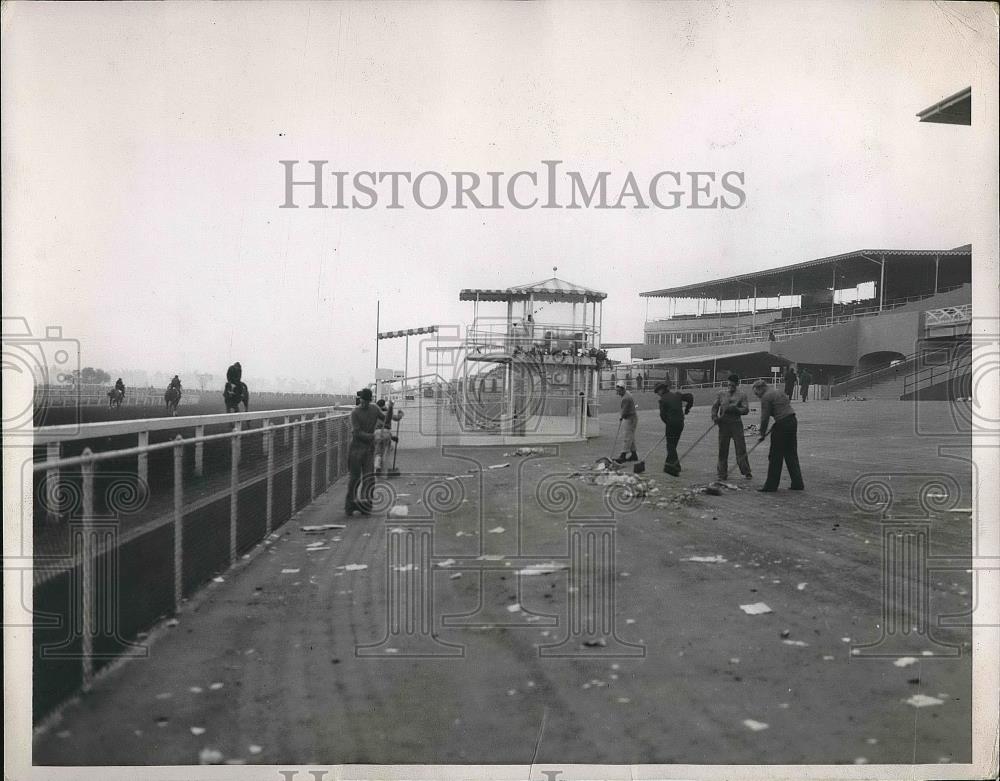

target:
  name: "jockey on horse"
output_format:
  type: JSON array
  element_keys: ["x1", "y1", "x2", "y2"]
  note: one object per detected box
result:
[
  {"x1": 164, "y1": 375, "x2": 182, "y2": 415},
  {"x1": 108, "y1": 378, "x2": 126, "y2": 408},
  {"x1": 223, "y1": 362, "x2": 249, "y2": 412}
]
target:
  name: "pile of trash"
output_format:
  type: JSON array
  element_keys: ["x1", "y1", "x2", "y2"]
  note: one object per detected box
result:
[
  {"x1": 743, "y1": 423, "x2": 760, "y2": 434},
  {"x1": 503, "y1": 447, "x2": 546, "y2": 457},
  {"x1": 652, "y1": 480, "x2": 744, "y2": 508}
]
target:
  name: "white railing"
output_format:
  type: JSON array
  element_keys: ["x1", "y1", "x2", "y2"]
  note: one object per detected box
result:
[
  {"x1": 924, "y1": 304, "x2": 972, "y2": 326},
  {"x1": 32, "y1": 407, "x2": 351, "y2": 696}
]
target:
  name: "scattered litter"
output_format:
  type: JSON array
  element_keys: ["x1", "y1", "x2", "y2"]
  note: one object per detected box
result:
[
  {"x1": 190, "y1": 726, "x2": 206, "y2": 735},
  {"x1": 778, "y1": 703, "x2": 789, "y2": 709},
  {"x1": 780, "y1": 629, "x2": 791, "y2": 638},
  {"x1": 839, "y1": 395, "x2": 868, "y2": 402},
  {"x1": 616, "y1": 697, "x2": 631, "y2": 704},
  {"x1": 507, "y1": 603, "x2": 522, "y2": 613},
  {"x1": 518, "y1": 561, "x2": 568, "y2": 575},
  {"x1": 384, "y1": 648, "x2": 399, "y2": 654},
  {"x1": 507, "y1": 689, "x2": 517, "y2": 696},
  {"x1": 155, "y1": 692, "x2": 173, "y2": 700},
  {"x1": 921, "y1": 651, "x2": 934, "y2": 656},
  {"x1": 449, "y1": 573, "x2": 462, "y2": 580},
  {"x1": 683, "y1": 555, "x2": 728, "y2": 563},
  {"x1": 337, "y1": 564, "x2": 368, "y2": 571},
  {"x1": 740, "y1": 602, "x2": 773, "y2": 615},
  {"x1": 841, "y1": 637, "x2": 851, "y2": 643},
  {"x1": 904, "y1": 694, "x2": 943, "y2": 708},
  {"x1": 488, "y1": 463, "x2": 511, "y2": 469},
  {"x1": 436, "y1": 559, "x2": 457, "y2": 568},
  {"x1": 488, "y1": 526, "x2": 506, "y2": 534},
  {"x1": 796, "y1": 582, "x2": 807, "y2": 591},
  {"x1": 456, "y1": 530, "x2": 473, "y2": 537},
  {"x1": 302, "y1": 524, "x2": 345, "y2": 533},
  {"x1": 393, "y1": 564, "x2": 416, "y2": 572},
  {"x1": 742, "y1": 719, "x2": 769, "y2": 732},
  {"x1": 156, "y1": 717, "x2": 169, "y2": 727},
  {"x1": 210, "y1": 682, "x2": 224, "y2": 690},
  {"x1": 389, "y1": 505, "x2": 409, "y2": 517},
  {"x1": 212, "y1": 577, "x2": 225, "y2": 583},
  {"x1": 729, "y1": 658, "x2": 740, "y2": 664},
  {"x1": 281, "y1": 568, "x2": 300, "y2": 574},
  {"x1": 307, "y1": 546, "x2": 331, "y2": 551},
  {"x1": 625, "y1": 618, "x2": 636, "y2": 624},
  {"x1": 893, "y1": 657, "x2": 918, "y2": 668},
  {"x1": 477, "y1": 554, "x2": 505, "y2": 561},
  {"x1": 782, "y1": 640, "x2": 809, "y2": 647},
  {"x1": 582, "y1": 638, "x2": 607, "y2": 648},
  {"x1": 166, "y1": 618, "x2": 179, "y2": 627},
  {"x1": 249, "y1": 745, "x2": 262, "y2": 755},
  {"x1": 189, "y1": 686, "x2": 203, "y2": 693},
  {"x1": 198, "y1": 748, "x2": 224, "y2": 764},
  {"x1": 823, "y1": 655, "x2": 835, "y2": 661}
]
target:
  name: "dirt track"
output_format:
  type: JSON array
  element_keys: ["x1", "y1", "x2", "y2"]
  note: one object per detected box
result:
[{"x1": 34, "y1": 401, "x2": 974, "y2": 766}]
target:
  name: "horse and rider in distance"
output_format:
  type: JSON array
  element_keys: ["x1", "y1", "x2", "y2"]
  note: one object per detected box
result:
[
  {"x1": 223, "y1": 362, "x2": 250, "y2": 413},
  {"x1": 164, "y1": 375, "x2": 183, "y2": 415},
  {"x1": 107, "y1": 377, "x2": 126, "y2": 409}
]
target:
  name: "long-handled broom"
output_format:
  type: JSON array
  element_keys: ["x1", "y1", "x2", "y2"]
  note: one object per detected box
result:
[
  {"x1": 594, "y1": 419, "x2": 623, "y2": 469},
  {"x1": 632, "y1": 434, "x2": 666, "y2": 474}
]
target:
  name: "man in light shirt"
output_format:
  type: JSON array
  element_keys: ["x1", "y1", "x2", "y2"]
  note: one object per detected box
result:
[
  {"x1": 614, "y1": 382, "x2": 638, "y2": 463},
  {"x1": 752, "y1": 380, "x2": 804, "y2": 492}
]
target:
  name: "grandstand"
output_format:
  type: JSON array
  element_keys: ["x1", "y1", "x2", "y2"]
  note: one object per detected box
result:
[{"x1": 629, "y1": 246, "x2": 971, "y2": 398}]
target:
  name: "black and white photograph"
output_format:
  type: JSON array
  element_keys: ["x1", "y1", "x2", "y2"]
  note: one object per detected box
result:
[{"x1": 3, "y1": 2, "x2": 999, "y2": 780}]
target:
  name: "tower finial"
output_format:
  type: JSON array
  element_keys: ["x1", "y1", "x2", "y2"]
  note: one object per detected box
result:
[{"x1": 552, "y1": 266, "x2": 558, "y2": 274}]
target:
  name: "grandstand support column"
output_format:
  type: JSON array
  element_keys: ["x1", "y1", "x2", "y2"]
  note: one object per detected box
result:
[
  {"x1": 879, "y1": 254, "x2": 886, "y2": 311},
  {"x1": 310, "y1": 417, "x2": 318, "y2": 500},
  {"x1": 934, "y1": 255, "x2": 940, "y2": 294},
  {"x1": 194, "y1": 426, "x2": 204, "y2": 477},
  {"x1": 752, "y1": 284, "x2": 757, "y2": 330},
  {"x1": 831, "y1": 264, "x2": 837, "y2": 318},
  {"x1": 291, "y1": 423, "x2": 300, "y2": 516}
]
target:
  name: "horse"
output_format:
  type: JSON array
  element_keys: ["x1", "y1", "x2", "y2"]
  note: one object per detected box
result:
[
  {"x1": 164, "y1": 386, "x2": 181, "y2": 416},
  {"x1": 107, "y1": 387, "x2": 124, "y2": 409},
  {"x1": 223, "y1": 381, "x2": 249, "y2": 413}
]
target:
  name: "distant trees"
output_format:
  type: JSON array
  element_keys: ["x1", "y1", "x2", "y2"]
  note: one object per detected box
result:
[{"x1": 70, "y1": 367, "x2": 112, "y2": 385}]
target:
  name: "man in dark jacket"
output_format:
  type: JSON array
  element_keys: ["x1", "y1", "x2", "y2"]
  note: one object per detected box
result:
[
  {"x1": 346, "y1": 388, "x2": 387, "y2": 515},
  {"x1": 752, "y1": 380, "x2": 804, "y2": 492},
  {"x1": 783, "y1": 366, "x2": 797, "y2": 398},
  {"x1": 654, "y1": 380, "x2": 694, "y2": 476},
  {"x1": 798, "y1": 368, "x2": 812, "y2": 402}
]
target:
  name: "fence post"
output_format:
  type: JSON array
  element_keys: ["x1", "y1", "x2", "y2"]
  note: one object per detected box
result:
[
  {"x1": 311, "y1": 416, "x2": 318, "y2": 501},
  {"x1": 324, "y1": 415, "x2": 332, "y2": 488},
  {"x1": 233, "y1": 421, "x2": 242, "y2": 466},
  {"x1": 80, "y1": 451, "x2": 95, "y2": 690},
  {"x1": 194, "y1": 425, "x2": 205, "y2": 477},
  {"x1": 265, "y1": 424, "x2": 274, "y2": 534},
  {"x1": 45, "y1": 442, "x2": 61, "y2": 525},
  {"x1": 230, "y1": 428, "x2": 239, "y2": 565},
  {"x1": 137, "y1": 431, "x2": 149, "y2": 487},
  {"x1": 284, "y1": 416, "x2": 290, "y2": 447},
  {"x1": 291, "y1": 420, "x2": 299, "y2": 516},
  {"x1": 173, "y1": 435, "x2": 184, "y2": 610}
]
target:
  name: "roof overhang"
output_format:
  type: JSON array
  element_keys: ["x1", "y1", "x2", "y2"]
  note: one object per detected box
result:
[
  {"x1": 633, "y1": 350, "x2": 790, "y2": 367},
  {"x1": 640, "y1": 248, "x2": 971, "y2": 299},
  {"x1": 917, "y1": 87, "x2": 971, "y2": 125}
]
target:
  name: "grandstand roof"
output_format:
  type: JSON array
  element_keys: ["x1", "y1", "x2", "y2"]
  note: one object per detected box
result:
[
  {"x1": 640, "y1": 247, "x2": 971, "y2": 299},
  {"x1": 460, "y1": 277, "x2": 607, "y2": 303},
  {"x1": 917, "y1": 87, "x2": 971, "y2": 125}
]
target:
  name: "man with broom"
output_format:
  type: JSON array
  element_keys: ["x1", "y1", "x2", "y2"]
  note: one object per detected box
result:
[
  {"x1": 711, "y1": 374, "x2": 753, "y2": 481},
  {"x1": 654, "y1": 379, "x2": 694, "y2": 476}
]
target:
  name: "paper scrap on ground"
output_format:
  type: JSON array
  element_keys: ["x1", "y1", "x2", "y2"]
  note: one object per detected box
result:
[
  {"x1": 436, "y1": 559, "x2": 457, "y2": 568},
  {"x1": 337, "y1": 564, "x2": 368, "y2": 571},
  {"x1": 782, "y1": 640, "x2": 809, "y2": 647},
  {"x1": 488, "y1": 527, "x2": 506, "y2": 534},
  {"x1": 281, "y1": 568, "x2": 300, "y2": 574},
  {"x1": 488, "y1": 463, "x2": 511, "y2": 469},
  {"x1": 477, "y1": 554, "x2": 505, "y2": 561},
  {"x1": 796, "y1": 582, "x2": 807, "y2": 590},
  {"x1": 742, "y1": 719, "x2": 769, "y2": 732},
  {"x1": 190, "y1": 726, "x2": 206, "y2": 735},
  {"x1": 248, "y1": 745, "x2": 262, "y2": 755},
  {"x1": 302, "y1": 524, "x2": 346, "y2": 532},
  {"x1": 389, "y1": 505, "x2": 409, "y2": 517},
  {"x1": 449, "y1": 573, "x2": 462, "y2": 580},
  {"x1": 306, "y1": 546, "x2": 331, "y2": 552},
  {"x1": 683, "y1": 555, "x2": 727, "y2": 563},
  {"x1": 894, "y1": 657, "x2": 918, "y2": 667},
  {"x1": 212, "y1": 577, "x2": 225, "y2": 583},
  {"x1": 904, "y1": 694, "x2": 943, "y2": 708},
  {"x1": 506, "y1": 603, "x2": 522, "y2": 613},
  {"x1": 198, "y1": 748, "x2": 223, "y2": 764},
  {"x1": 740, "y1": 602, "x2": 773, "y2": 615}
]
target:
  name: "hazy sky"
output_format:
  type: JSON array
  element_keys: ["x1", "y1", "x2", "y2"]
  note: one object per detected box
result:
[{"x1": 4, "y1": 1, "x2": 997, "y2": 392}]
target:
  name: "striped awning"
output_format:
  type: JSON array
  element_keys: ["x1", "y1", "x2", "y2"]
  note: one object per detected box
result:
[{"x1": 378, "y1": 325, "x2": 439, "y2": 340}]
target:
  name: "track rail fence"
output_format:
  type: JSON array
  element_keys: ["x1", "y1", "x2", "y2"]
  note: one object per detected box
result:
[{"x1": 30, "y1": 407, "x2": 351, "y2": 720}]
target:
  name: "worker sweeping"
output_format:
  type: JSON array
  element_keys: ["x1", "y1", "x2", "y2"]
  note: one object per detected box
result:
[
  {"x1": 711, "y1": 374, "x2": 753, "y2": 481},
  {"x1": 752, "y1": 379, "x2": 805, "y2": 492},
  {"x1": 613, "y1": 382, "x2": 639, "y2": 463},
  {"x1": 654, "y1": 379, "x2": 694, "y2": 476}
]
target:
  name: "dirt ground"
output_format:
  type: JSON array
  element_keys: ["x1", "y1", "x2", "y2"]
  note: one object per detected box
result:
[{"x1": 33, "y1": 400, "x2": 975, "y2": 766}]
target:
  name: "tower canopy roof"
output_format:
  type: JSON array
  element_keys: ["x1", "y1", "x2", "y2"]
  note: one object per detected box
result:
[{"x1": 460, "y1": 277, "x2": 607, "y2": 303}]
